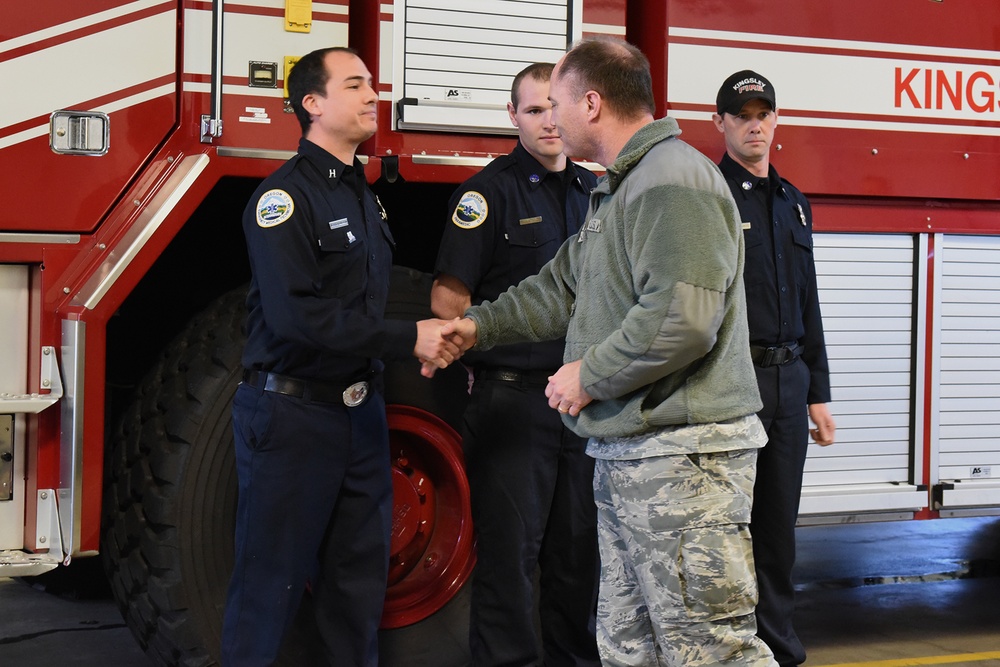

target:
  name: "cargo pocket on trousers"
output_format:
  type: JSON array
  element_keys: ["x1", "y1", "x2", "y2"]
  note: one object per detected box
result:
[{"x1": 648, "y1": 491, "x2": 755, "y2": 620}]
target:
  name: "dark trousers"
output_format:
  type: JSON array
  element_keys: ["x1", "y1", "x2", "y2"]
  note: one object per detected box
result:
[
  {"x1": 752, "y1": 358, "x2": 811, "y2": 667},
  {"x1": 222, "y1": 382, "x2": 392, "y2": 667},
  {"x1": 463, "y1": 377, "x2": 601, "y2": 667}
]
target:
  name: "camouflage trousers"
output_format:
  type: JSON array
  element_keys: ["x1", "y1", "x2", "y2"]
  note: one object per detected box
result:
[{"x1": 593, "y1": 449, "x2": 777, "y2": 667}]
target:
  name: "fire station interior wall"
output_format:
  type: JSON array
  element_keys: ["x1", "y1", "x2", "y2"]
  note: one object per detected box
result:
[
  {"x1": 393, "y1": 0, "x2": 575, "y2": 133},
  {"x1": 0, "y1": 265, "x2": 28, "y2": 549},
  {"x1": 801, "y1": 233, "x2": 918, "y2": 513},
  {"x1": 935, "y1": 235, "x2": 1000, "y2": 507}
]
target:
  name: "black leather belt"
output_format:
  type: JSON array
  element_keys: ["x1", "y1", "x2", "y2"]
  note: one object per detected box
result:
[
  {"x1": 242, "y1": 369, "x2": 370, "y2": 407},
  {"x1": 475, "y1": 367, "x2": 554, "y2": 385},
  {"x1": 750, "y1": 343, "x2": 803, "y2": 368}
]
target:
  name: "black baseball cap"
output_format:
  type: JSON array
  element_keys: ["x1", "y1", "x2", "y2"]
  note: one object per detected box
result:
[{"x1": 716, "y1": 70, "x2": 776, "y2": 115}]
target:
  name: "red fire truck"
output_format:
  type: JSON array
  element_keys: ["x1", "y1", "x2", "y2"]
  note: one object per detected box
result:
[{"x1": 2, "y1": 0, "x2": 998, "y2": 664}]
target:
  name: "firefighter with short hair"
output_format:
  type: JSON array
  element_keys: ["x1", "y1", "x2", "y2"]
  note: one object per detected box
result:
[
  {"x1": 431, "y1": 62, "x2": 601, "y2": 667},
  {"x1": 222, "y1": 47, "x2": 460, "y2": 666},
  {"x1": 713, "y1": 69, "x2": 837, "y2": 667}
]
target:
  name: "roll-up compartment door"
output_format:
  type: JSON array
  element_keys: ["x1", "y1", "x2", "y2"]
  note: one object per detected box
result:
[
  {"x1": 799, "y1": 233, "x2": 926, "y2": 518},
  {"x1": 935, "y1": 235, "x2": 1000, "y2": 510},
  {"x1": 393, "y1": 0, "x2": 577, "y2": 133}
]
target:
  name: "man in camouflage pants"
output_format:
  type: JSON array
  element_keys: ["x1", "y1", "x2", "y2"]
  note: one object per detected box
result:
[
  {"x1": 595, "y1": 431, "x2": 766, "y2": 665},
  {"x1": 432, "y1": 37, "x2": 776, "y2": 666}
]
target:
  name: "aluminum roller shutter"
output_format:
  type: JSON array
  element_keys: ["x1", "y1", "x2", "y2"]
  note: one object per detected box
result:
[
  {"x1": 935, "y1": 235, "x2": 1000, "y2": 510},
  {"x1": 799, "y1": 233, "x2": 926, "y2": 519},
  {"x1": 393, "y1": 0, "x2": 574, "y2": 132}
]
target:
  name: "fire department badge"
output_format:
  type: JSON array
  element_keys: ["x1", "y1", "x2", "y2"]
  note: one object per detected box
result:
[
  {"x1": 343, "y1": 381, "x2": 370, "y2": 407},
  {"x1": 256, "y1": 189, "x2": 294, "y2": 228},
  {"x1": 452, "y1": 191, "x2": 487, "y2": 229}
]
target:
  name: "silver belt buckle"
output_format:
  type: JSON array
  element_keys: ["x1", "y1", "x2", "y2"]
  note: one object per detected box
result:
[{"x1": 343, "y1": 381, "x2": 369, "y2": 407}]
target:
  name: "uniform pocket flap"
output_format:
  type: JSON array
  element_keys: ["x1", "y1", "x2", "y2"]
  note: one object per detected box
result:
[
  {"x1": 507, "y1": 222, "x2": 559, "y2": 248},
  {"x1": 318, "y1": 227, "x2": 359, "y2": 252},
  {"x1": 647, "y1": 492, "x2": 751, "y2": 532}
]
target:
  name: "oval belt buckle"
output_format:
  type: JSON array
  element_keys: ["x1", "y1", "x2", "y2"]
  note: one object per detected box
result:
[{"x1": 343, "y1": 381, "x2": 369, "y2": 407}]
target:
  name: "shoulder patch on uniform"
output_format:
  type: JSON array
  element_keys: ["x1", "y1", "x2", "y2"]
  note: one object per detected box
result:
[
  {"x1": 452, "y1": 191, "x2": 488, "y2": 229},
  {"x1": 256, "y1": 189, "x2": 294, "y2": 228}
]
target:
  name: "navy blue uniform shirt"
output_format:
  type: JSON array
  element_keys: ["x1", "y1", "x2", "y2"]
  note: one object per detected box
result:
[
  {"x1": 718, "y1": 152, "x2": 831, "y2": 404},
  {"x1": 435, "y1": 142, "x2": 596, "y2": 370},
  {"x1": 242, "y1": 138, "x2": 416, "y2": 383}
]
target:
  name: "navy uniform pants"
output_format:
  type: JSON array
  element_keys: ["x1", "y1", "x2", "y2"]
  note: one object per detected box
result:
[
  {"x1": 463, "y1": 376, "x2": 601, "y2": 667},
  {"x1": 222, "y1": 381, "x2": 392, "y2": 667},
  {"x1": 751, "y1": 358, "x2": 811, "y2": 667}
]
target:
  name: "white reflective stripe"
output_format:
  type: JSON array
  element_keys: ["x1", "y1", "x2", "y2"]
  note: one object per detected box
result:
[
  {"x1": 669, "y1": 26, "x2": 1000, "y2": 61},
  {"x1": 231, "y1": 0, "x2": 348, "y2": 12},
  {"x1": 0, "y1": 0, "x2": 165, "y2": 55},
  {"x1": 0, "y1": 83, "x2": 175, "y2": 151},
  {"x1": 581, "y1": 23, "x2": 626, "y2": 36},
  {"x1": 0, "y1": 11, "x2": 175, "y2": 132},
  {"x1": 667, "y1": 28, "x2": 1000, "y2": 135}
]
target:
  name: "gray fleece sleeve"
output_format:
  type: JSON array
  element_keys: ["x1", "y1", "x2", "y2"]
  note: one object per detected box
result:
[
  {"x1": 467, "y1": 237, "x2": 578, "y2": 350},
  {"x1": 583, "y1": 281, "x2": 724, "y2": 400}
]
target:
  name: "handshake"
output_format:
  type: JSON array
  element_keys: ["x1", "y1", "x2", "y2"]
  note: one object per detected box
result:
[
  {"x1": 411, "y1": 317, "x2": 593, "y2": 417},
  {"x1": 414, "y1": 317, "x2": 477, "y2": 377}
]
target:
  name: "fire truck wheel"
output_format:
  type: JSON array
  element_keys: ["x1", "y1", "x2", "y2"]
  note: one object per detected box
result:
[
  {"x1": 379, "y1": 266, "x2": 475, "y2": 653},
  {"x1": 102, "y1": 271, "x2": 474, "y2": 667},
  {"x1": 101, "y1": 285, "x2": 284, "y2": 666}
]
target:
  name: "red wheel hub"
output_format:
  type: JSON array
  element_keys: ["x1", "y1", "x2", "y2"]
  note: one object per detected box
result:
[{"x1": 381, "y1": 404, "x2": 475, "y2": 628}]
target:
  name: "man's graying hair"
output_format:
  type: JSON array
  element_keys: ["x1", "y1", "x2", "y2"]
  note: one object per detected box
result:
[{"x1": 558, "y1": 37, "x2": 655, "y2": 121}]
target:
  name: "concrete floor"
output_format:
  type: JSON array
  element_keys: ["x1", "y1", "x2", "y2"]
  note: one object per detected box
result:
[
  {"x1": 793, "y1": 517, "x2": 1000, "y2": 667},
  {"x1": 1, "y1": 515, "x2": 998, "y2": 666}
]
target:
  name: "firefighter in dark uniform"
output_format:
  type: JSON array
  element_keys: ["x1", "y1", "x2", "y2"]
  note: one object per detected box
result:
[
  {"x1": 221, "y1": 47, "x2": 459, "y2": 667},
  {"x1": 431, "y1": 63, "x2": 601, "y2": 667},
  {"x1": 713, "y1": 70, "x2": 837, "y2": 667}
]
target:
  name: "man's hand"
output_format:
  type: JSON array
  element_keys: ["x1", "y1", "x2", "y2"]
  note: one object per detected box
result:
[
  {"x1": 544, "y1": 360, "x2": 593, "y2": 417},
  {"x1": 442, "y1": 317, "x2": 478, "y2": 353},
  {"x1": 808, "y1": 403, "x2": 836, "y2": 446},
  {"x1": 415, "y1": 318, "x2": 463, "y2": 373},
  {"x1": 418, "y1": 317, "x2": 478, "y2": 378}
]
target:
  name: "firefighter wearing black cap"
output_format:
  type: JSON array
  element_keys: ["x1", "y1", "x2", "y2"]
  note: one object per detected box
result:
[
  {"x1": 431, "y1": 63, "x2": 601, "y2": 667},
  {"x1": 713, "y1": 69, "x2": 837, "y2": 667},
  {"x1": 222, "y1": 47, "x2": 460, "y2": 667}
]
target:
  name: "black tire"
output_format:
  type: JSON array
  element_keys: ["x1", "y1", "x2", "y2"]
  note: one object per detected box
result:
[
  {"x1": 102, "y1": 286, "x2": 243, "y2": 666},
  {"x1": 103, "y1": 286, "x2": 323, "y2": 666}
]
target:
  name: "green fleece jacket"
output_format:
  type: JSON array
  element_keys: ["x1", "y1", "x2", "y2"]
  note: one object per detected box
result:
[{"x1": 467, "y1": 117, "x2": 762, "y2": 442}]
